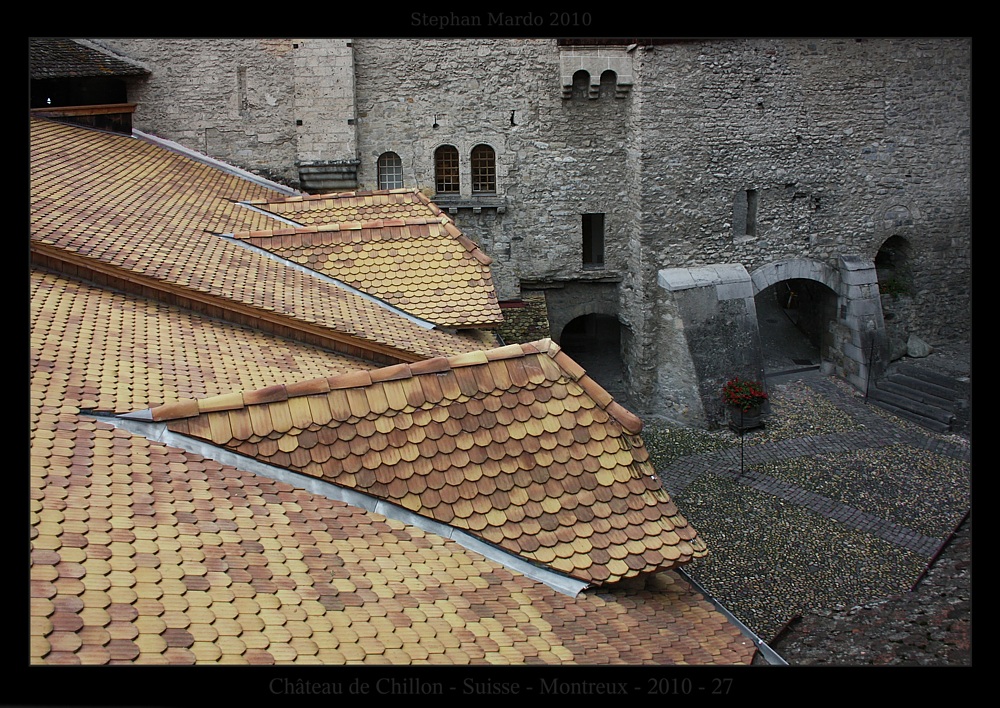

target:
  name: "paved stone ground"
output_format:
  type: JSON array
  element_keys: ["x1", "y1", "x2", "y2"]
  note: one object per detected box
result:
[
  {"x1": 768, "y1": 511, "x2": 970, "y2": 665},
  {"x1": 650, "y1": 342, "x2": 972, "y2": 666}
]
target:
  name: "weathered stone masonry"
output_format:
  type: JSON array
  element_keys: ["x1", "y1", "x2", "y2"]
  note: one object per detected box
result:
[{"x1": 100, "y1": 37, "x2": 970, "y2": 427}]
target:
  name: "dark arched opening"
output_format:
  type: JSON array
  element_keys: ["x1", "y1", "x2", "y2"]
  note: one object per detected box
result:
[
  {"x1": 559, "y1": 313, "x2": 629, "y2": 406},
  {"x1": 756, "y1": 279, "x2": 836, "y2": 376},
  {"x1": 875, "y1": 235, "x2": 913, "y2": 297},
  {"x1": 599, "y1": 70, "x2": 617, "y2": 99}
]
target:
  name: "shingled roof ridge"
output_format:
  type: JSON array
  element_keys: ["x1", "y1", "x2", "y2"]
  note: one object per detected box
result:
[
  {"x1": 143, "y1": 337, "x2": 642, "y2": 432},
  {"x1": 440, "y1": 218, "x2": 494, "y2": 266},
  {"x1": 143, "y1": 340, "x2": 539, "y2": 422},
  {"x1": 538, "y1": 338, "x2": 645, "y2": 435}
]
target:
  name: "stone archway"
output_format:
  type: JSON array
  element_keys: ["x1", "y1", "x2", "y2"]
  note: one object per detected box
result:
[
  {"x1": 754, "y1": 278, "x2": 836, "y2": 375},
  {"x1": 750, "y1": 256, "x2": 887, "y2": 391},
  {"x1": 559, "y1": 313, "x2": 630, "y2": 409}
]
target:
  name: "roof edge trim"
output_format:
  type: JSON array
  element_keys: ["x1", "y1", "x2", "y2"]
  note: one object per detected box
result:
[
  {"x1": 133, "y1": 130, "x2": 300, "y2": 197},
  {"x1": 98, "y1": 412, "x2": 590, "y2": 597}
]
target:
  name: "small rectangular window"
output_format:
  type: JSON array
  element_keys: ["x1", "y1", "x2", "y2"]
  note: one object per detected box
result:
[
  {"x1": 733, "y1": 189, "x2": 759, "y2": 239},
  {"x1": 746, "y1": 189, "x2": 759, "y2": 237},
  {"x1": 583, "y1": 213, "x2": 605, "y2": 268}
]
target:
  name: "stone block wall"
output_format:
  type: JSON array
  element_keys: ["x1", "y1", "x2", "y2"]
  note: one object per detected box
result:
[
  {"x1": 656, "y1": 265, "x2": 766, "y2": 427},
  {"x1": 495, "y1": 292, "x2": 551, "y2": 344},
  {"x1": 626, "y1": 38, "x2": 970, "y2": 345},
  {"x1": 101, "y1": 38, "x2": 357, "y2": 189},
  {"x1": 353, "y1": 39, "x2": 635, "y2": 301}
]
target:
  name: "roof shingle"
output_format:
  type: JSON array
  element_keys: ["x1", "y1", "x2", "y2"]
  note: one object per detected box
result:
[
  {"x1": 29, "y1": 116, "x2": 755, "y2": 667},
  {"x1": 234, "y1": 189, "x2": 503, "y2": 329},
  {"x1": 146, "y1": 339, "x2": 707, "y2": 585},
  {"x1": 29, "y1": 38, "x2": 150, "y2": 80},
  {"x1": 30, "y1": 117, "x2": 488, "y2": 362}
]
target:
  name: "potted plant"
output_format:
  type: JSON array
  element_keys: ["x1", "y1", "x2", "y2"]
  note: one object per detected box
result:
[{"x1": 722, "y1": 377, "x2": 768, "y2": 432}]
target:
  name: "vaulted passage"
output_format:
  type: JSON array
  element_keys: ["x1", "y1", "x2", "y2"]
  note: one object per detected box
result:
[
  {"x1": 756, "y1": 279, "x2": 835, "y2": 377},
  {"x1": 559, "y1": 313, "x2": 631, "y2": 408}
]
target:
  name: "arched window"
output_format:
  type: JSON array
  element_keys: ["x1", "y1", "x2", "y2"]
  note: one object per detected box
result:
[
  {"x1": 377, "y1": 152, "x2": 403, "y2": 190},
  {"x1": 600, "y1": 70, "x2": 617, "y2": 99},
  {"x1": 434, "y1": 145, "x2": 460, "y2": 194},
  {"x1": 471, "y1": 144, "x2": 496, "y2": 194},
  {"x1": 572, "y1": 70, "x2": 590, "y2": 99}
]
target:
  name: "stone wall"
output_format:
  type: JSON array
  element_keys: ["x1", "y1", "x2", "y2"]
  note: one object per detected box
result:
[
  {"x1": 101, "y1": 38, "x2": 357, "y2": 188},
  {"x1": 352, "y1": 39, "x2": 635, "y2": 301},
  {"x1": 657, "y1": 265, "x2": 766, "y2": 427},
  {"x1": 97, "y1": 37, "x2": 970, "y2": 417},
  {"x1": 495, "y1": 292, "x2": 551, "y2": 344}
]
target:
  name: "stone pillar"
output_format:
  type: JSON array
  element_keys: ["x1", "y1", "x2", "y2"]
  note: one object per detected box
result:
[
  {"x1": 655, "y1": 264, "x2": 765, "y2": 428},
  {"x1": 837, "y1": 255, "x2": 888, "y2": 392}
]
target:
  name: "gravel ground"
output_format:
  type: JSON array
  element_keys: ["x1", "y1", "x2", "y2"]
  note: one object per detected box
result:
[{"x1": 643, "y1": 358, "x2": 972, "y2": 666}]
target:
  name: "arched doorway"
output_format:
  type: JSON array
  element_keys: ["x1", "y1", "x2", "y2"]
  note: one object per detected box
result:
[
  {"x1": 755, "y1": 279, "x2": 837, "y2": 376},
  {"x1": 559, "y1": 313, "x2": 631, "y2": 408},
  {"x1": 875, "y1": 235, "x2": 914, "y2": 362}
]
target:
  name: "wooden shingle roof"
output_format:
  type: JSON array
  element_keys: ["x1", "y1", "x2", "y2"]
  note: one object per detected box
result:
[
  {"x1": 234, "y1": 190, "x2": 503, "y2": 329},
  {"x1": 28, "y1": 116, "x2": 755, "y2": 667},
  {"x1": 29, "y1": 37, "x2": 150, "y2": 79},
  {"x1": 30, "y1": 117, "x2": 488, "y2": 363}
]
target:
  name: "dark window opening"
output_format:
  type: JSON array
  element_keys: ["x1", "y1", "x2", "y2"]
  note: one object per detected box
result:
[
  {"x1": 471, "y1": 144, "x2": 497, "y2": 194},
  {"x1": 434, "y1": 145, "x2": 460, "y2": 194},
  {"x1": 733, "y1": 189, "x2": 759, "y2": 239},
  {"x1": 583, "y1": 213, "x2": 605, "y2": 268},
  {"x1": 572, "y1": 70, "x2": 590, "y2": 99},
  {"x1": 746, "y1": 189, "x2": 759, "y2": 237},
  {"x1": 599, "y1": 70, "x2": 617, "y2": 98}
]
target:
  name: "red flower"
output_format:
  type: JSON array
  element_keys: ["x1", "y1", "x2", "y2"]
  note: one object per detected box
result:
[{"x1": 722, "y1": 377, "x2": 768, "y2": 412}]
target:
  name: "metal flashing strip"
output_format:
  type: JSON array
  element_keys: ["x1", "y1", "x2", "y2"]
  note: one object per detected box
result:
[
  {"x1": 220, "y1": 232, "x2": 440, "y2": 331},
  {"x1": 100, "y1": 413, "x2": 590, "y2": 598},
  {"x1": 677, "y1": 567, "x2": 788, "y2": 666},
  {"x1": 236, "y1": 201, "x2": 305, "y2": 229}
]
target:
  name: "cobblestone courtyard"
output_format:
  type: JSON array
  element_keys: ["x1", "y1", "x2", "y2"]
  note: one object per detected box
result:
[{"x1": 645, "y1": 365, "x2": 971, "y2": 665}]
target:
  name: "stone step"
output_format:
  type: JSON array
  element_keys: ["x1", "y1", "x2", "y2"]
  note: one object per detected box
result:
[
  {"x1": 893, "y1": 362, "x2": 967, "y2": 392},
  {"x1": 875, "y1": 378, "x2": 955, "y2": 411},
  {"x1": 867, "y1": 397, "x2": 953, "y2": 433},
  {"x1": 871, "y1": 361, "x2": 969, "y2": 434},
  {"x1": 869, "y1": 387, "x2": 955, "y2": 426}
]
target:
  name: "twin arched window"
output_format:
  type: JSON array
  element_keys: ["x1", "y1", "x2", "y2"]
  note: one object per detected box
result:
[{"x1": 434, "y1": 144, "x2": 496, "y2": 195}]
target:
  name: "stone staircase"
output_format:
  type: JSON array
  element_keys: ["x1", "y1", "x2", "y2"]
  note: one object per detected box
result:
[{"x1": 869, "y1": 362, "x2": 971, "y2": 435}]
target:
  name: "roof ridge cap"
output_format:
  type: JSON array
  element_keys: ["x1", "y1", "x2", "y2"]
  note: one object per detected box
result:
[{"x1": 544, "y1": 340, "x2": 645, "y2": 434}]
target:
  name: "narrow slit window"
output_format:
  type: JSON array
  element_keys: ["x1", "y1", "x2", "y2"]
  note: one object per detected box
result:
[
  {"x1": 583, "y1": 213, "x2": 605, "y2": 267},
  {"x1": 746, "y1": 189, "x2": 759, "y2": 237},
  {"x1": 733, "y1": 189, "x2": 759, "y2": 239}
]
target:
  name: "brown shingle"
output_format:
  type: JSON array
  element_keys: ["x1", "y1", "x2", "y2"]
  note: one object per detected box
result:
[
  {"x1": 232, "y1": 190, "x2": 502, "y2": 329},
  {"x1": 152, "y1": 339, "x2": 706, "y2": 585}
]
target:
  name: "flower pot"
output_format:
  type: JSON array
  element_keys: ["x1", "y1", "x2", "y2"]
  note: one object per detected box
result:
[{"x1": 728, "y1": 405, "x2": 763, "y2": 433}]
